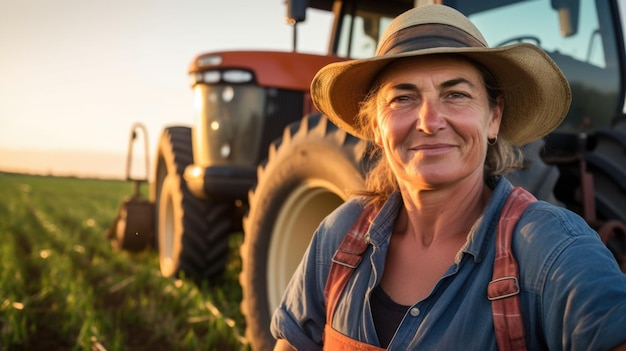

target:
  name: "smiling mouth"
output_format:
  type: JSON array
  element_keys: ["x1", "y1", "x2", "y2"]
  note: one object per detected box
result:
[
  {"x1": 411, "y1": 144, "x2": 454, "y2": 155},
  {"x1": 413, "y1": 143, "x2": 453, "y2": 150}
]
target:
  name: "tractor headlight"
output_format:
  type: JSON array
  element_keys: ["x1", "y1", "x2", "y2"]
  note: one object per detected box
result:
[
  {"x1": 222, "y1": 70, "x2": 253, "y2": 83},
  {"x1": 190, "y1": 69, "x2": 255, "y2": 86},
  {"x1": 203, "y1": 71, "x2": 221, "y2": 83},
  {"x1": 220, "y1": 143, "x2": 231, "y2": 159},
  {"x1": 222, "y1": 86, "x2": 234, "y2": 103}
]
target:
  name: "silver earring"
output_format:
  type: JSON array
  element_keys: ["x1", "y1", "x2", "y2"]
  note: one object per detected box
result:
[{"x1": 488, "y1": 136, "x2": 498, "y2": 146}]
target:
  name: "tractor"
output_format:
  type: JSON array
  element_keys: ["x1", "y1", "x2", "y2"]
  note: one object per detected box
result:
[{"x1": 109, "y1": 1, "x2": 626, "y2": 350}]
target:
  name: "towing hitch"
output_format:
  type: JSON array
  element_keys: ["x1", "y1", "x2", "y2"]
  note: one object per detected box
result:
[{"x1": 106, "y1": 122, "x2": 155, "y2": 252}]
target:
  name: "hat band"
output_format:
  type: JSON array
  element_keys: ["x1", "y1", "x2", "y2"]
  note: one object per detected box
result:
[{"x1": 377, "y1": 23, "x2": 487, "y2": 56}]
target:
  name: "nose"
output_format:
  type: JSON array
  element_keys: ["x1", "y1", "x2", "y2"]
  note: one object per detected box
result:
[{"x1": 417, "y1": 98, "x2": 445, "y2": 134}]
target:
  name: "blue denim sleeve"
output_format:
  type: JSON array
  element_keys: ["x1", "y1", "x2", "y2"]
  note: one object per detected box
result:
[
  {"x1": 521, "y1": 204, "x2": 626, "y2": 350},
  {"x1": 270, "y1": 199, "x2": 365, "y2": 350},
  {"x1": 270, "y1": 236, "x2": 326, "y2": 351}
]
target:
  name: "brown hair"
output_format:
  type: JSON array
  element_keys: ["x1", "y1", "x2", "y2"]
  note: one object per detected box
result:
[{"x1": 353, "y1": 55, "x2": 524, "y2": 208}]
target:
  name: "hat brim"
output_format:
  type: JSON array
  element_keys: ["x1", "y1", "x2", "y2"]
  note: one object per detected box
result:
[{"x1": 311, "y1": 43, "x2": 571, "y2": 146}]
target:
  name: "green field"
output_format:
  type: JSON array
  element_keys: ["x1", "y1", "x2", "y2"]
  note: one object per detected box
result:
[{"x1": 0, "y1": 172, "x2": 249, "y2": 351}]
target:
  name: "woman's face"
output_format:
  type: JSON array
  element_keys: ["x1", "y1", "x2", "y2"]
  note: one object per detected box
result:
[{"x1": 373, "y1": 55, "x2": 503, "y2": 190}]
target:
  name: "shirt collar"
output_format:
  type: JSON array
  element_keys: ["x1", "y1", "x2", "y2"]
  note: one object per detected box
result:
[
  {"x1": 364, "y1": 177, "x2": 515, "y2": 263},
  {"x1": 460, "y1": 177, "x2": 514, "y2": 263}
]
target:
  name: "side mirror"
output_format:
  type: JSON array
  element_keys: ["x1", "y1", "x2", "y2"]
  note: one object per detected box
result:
[
  {"x1": 286, "y1": 0, "x2": 308, "y2": 24},
  {"x1": 551, "y1": 0, "x2": 579, "y2": 37}
]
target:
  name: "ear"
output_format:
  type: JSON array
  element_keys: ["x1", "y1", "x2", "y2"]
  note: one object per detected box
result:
[
  {"x1": 373, "y1": 121, "x2": 384, "y2": 146},
  {"x1": 374, "y1": 130, "x2": 382, "y2": 146},
  {"x1": 488, "y1": 95, "x2": 504, "y2": 137}
]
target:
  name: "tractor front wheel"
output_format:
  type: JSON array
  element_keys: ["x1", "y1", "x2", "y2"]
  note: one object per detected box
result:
[{"x1": 152, "y1": 126, "x2": 231, "y2": 280}]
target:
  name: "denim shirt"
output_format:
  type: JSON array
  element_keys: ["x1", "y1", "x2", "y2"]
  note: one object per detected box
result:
[{"x1": 271, "y1": 177, "x2": 626, "y2": 350}]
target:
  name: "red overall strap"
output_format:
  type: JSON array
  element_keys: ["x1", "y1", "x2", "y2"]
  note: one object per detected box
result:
[
  {"x1": 488, "y1": 187, "x2": 536, "y2": 351},
  {"x1": 324, "y1": 206, "x2": 376, "y2": 324},
  {"x1": 322, "y1": 206, "x2": 387, "y2": 351}
]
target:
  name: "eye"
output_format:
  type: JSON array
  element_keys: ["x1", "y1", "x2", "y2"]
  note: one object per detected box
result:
[
  {"x1": 445, "y1": 91, "x2": 470, "y2": 99},
  {"x1": 388, "y1": 94, "x2": 416, "y2": 109},
  {"x1": 391, "y1": 95, "x2": 409, "y2": 103}
]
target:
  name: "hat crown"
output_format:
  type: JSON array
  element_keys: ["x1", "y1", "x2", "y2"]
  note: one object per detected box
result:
[{"x1": 376, "y1": 5, "x2": 488, "y2": 55}]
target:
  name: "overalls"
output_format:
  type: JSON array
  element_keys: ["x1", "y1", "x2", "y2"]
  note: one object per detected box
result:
[{"x1": 322, "y1": 188, "x2": 534, "y2": 351}]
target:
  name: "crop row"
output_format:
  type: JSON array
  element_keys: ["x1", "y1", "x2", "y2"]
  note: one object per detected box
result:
[{"x1": 0, "y1": 173, "x2": 248, "y2": 351}]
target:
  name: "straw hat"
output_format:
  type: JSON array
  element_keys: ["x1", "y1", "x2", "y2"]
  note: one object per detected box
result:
[{"x1": 311, "y1": 4, "x2": 571, "y2": 146}]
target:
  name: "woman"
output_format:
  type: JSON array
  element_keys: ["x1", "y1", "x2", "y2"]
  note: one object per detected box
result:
[{"x1": 271, "y1": 5, "x2": 626, "y2": 350}]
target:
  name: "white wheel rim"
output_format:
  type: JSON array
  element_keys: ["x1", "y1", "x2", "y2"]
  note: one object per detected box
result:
[
  {"x1": 267, "y1": 179, "x2": 346, "y2": 312},
  {"x1": 159, "y1": 176, "x2": 181, "y2": 277}
]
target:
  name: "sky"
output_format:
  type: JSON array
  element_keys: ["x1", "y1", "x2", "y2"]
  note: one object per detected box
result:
[
  {"x1": 0, "y1": 0, "x2": 331, "y2": 179},
  {"x1": 3, "y1": 0, "x2": 626, "y2": 179}
]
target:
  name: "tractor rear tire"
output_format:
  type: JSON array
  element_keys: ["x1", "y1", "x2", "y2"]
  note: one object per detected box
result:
[
  {"x1": 585, "y1": 117, "x2": 626, "y2": 270},
  {"x1": 586, "y1": 117, "x2": 626, "y2": 224},
  {"x1": 153, "y1": 126, "x2": 231, "y2": 280},
  {"x1": 241, "y1": 114, "x2": 371, "y2": 351}
]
